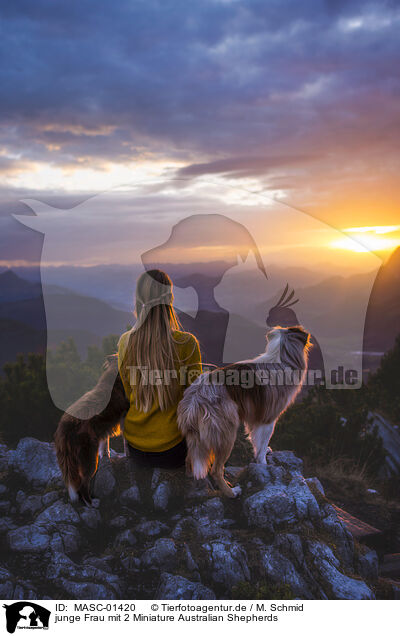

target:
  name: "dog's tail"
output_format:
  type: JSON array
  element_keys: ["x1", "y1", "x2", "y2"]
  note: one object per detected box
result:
[
  {"x1": 54, "y1": 421, "x2": 81, "y2": 502},
  {"x1": 177, "y1": 381, "x2": 213, "y2": 480}
]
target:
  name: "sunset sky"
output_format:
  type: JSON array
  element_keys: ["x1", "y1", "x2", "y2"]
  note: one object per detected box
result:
[{"x1": 0, "y1": 0, "x2": 399, "y2": 270}]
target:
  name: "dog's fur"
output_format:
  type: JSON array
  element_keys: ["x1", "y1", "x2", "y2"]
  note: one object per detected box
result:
[
  {"x1": 177, "y1": 326, "x2": 311, "y2": 497},
  {"x1": 54, "y1": 355, "x2": 129, "y2": 505}
]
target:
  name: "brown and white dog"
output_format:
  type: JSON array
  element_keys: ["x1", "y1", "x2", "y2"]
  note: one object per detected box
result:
[
  {"x1": 54, "y1": 356, "x2": 129, "y2": 505},
  {"x1": 177, "y1": 326, "x2": 311, "y2": 497}
]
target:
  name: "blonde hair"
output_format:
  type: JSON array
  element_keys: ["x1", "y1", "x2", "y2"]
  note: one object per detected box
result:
[{"x1": 120, "y1": 269, "x2": 183, "y2": 412}]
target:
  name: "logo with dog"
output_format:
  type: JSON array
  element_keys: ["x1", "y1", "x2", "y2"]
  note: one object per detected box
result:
[{"x1": 3, "y1": 603, "x2": 50, "y2": 633}]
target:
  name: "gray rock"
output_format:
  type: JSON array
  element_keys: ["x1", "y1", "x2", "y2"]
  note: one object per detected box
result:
[
  {"x1": 357, "y1": 549, "x2": 379, "y2": 581},
  {"x1": 120, "y1": 485, "x2": 141, "y2": 507},
  {"x1": 13, "y1": 584, "x2": 38, "y2": 600},
  {"x1": 306, "y1": 477, "x2": 325, "y2": 496},
  {"x1": 47, "y1": 551, "x2": 122, "y2": 597},
  {"x1": 271, "y1": 450, "x2": 303, "y2": 472},
  {"x1": 36, "y1": 501, "x2": 80, "y2": 526},
  {"x1": 8, "y1": 524, "x2": 50, "y2": 553},
  {"x1": 19, "y1": 495, "x2": 43, "y2": 516},
  {"x1": 0, "y1": 500, "x2": 10, "y2": 514},
  {"x1": 0, "y1": 484, "x2": 7, "y2": 495},
  {"x1": 203, "y1": 540, "x2": 250, "y2": 588},
  {"x1": 59, "y1": 578, "x2": 116, "y2": 599},
  {"x1": 259, "y1": 544, "x2": 313, "y2": 599},
  {"x1": 153, "y1": 481, "x2": 172, "y2": 511},
  {"x1": 42, "y1": 492, "x2": 60, "y2": 507},
  {"x1": 57, "y1": 524, "x2": 81, "y2": 553},
  {"x1": 156, "y1": 573, "x2": 216, "y2": 600},
  {"x1": 0, "y1": 581, "x2": 14, "y2": 598},
  {"x1": 83, "y1": 556, "x2": 114, "y2": 573},
  {"x1": 114, "y1": 529, "x2": 137, "y2": 548},
  {"x1": 121, "y1": 556, "x2": 141, "y2": 573},
  {"x1": 0, "y1": 517, "x2": 17, "y2": 534},
  {"x1": 321, "y1": 511, "x2": 354, "y2": 568},
  {"x1": 0, "y1": 567, "x2": 13, "y2": 599},
  {"x1": 307, "y1": 541, "x2": 375, "y2": 599},
  {"x1": 110, "y1": 515, "x2": 128, "y2": 529},
  {"x1": 79, "y1": 507, "x2": 102, "y2": 529},
  {"x1": 93, "y1": 456, "x2": 117, "y2": 498},
  {"x1": 141, "y1": 538, "x2": 178, "y2": 570},
  {"x1": 244, "y1": 474, "x2": 320, "y2": 531},
  {"x1": 135, "y1": 519, "x2": 169, "y2": 538},
  {"x1": 10, "y1": 437, "x2": 61, "y2": 486}
]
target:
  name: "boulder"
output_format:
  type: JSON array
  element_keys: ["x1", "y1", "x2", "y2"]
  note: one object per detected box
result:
[
  {"x1": 10, "y1": 438, "x2": 61, "y2": 486},
  {"x1": 156, "y1": 573, "x2": 216, "y2": 600},
  {"x1": 203, "y1": 540, "x2": 250, "y2": 589},
  {"x1": 36, "y1": 501, "x2": 80, "y2": 526},
  {"x1": 92, "y1": 457, "x2": 117, "y2": 498},
  {"x1": 8, "y1": 524, "x2": 50, "y2": 553},
  {"x1": 141, "y1": 538, "x2": 178, "y2": 571}
]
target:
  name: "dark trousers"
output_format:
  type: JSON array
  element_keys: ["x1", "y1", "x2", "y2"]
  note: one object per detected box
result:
[{"x1": 127, "y1": 438, "x2": 187, "y2": 470}]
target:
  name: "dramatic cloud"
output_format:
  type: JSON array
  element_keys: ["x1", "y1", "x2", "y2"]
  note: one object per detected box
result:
[{"x1": 0, "y1": 0, "x2": 399, "y2": 253}]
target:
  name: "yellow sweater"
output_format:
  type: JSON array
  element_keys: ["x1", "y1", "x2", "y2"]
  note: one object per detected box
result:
[{"x1": 118, "y1": 329, "x2": 202, "y2": 452}]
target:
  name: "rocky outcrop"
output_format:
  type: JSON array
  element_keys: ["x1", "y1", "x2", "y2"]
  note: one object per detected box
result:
[{"x1": 0, "y1": 437, "x2": 382, "y2": 600}]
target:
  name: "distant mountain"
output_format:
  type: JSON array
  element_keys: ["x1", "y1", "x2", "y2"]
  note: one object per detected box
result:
[
  {"x1": 0, "y1": 270, "x2": 42, "y2": 302},
  {"x1": 0, "y1": 271, "x2": 133, "y2": 367},
  {"x1": 363, "y1": 247, "x2": 400, "y2": 372},
  {"x1": 0, "y1": 318, "x2": 46, "y2": 372}
]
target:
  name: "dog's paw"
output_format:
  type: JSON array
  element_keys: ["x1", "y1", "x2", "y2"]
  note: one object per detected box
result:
[{"x1": 231, "y1": 485, "x2": 242, "y2": 497}]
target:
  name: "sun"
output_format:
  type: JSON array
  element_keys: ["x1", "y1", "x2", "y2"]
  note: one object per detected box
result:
[{"x1": 331, "y1": 225, "x2": 400, "y2": 254}]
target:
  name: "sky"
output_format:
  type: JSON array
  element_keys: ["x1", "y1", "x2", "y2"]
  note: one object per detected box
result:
[{"x1": 0, "y1": 0, "x2": 399, "y2": 271}]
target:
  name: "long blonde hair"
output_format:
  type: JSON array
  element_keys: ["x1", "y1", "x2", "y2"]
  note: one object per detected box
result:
[{"x1": 120, "y1": 269, "x2": 183, "y2": 412}]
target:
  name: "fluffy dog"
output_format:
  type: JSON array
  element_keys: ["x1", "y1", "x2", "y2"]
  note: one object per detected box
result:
[
  {"x1": 177, "y1": 326, "x2": 311, "y2": 497},
  {"x1": 54, "y1": 355, "x2": 129, "y2": 505}
]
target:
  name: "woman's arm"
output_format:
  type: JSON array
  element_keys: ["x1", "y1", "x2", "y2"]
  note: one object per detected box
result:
[{"x1": 184, "y1": 335, "x2": 202, "y2": 386}]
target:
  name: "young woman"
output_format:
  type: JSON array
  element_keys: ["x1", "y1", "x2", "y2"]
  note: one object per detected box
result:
[{"x1": 118, "y1": 269, "x2": 202, "y2": 469}]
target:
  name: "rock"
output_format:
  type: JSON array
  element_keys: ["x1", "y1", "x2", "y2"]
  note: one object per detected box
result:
[
  {"x1": 0, "y1": 517, "x2": 17, "y2": 534},
  {"x1": 258, "y1": 544, "x2": 313, "y2": 598},
  {"x1": 57, "y1": 524, "x2": 81, "y2": 553},
  {"x1": 0, "y1": 500, "x2": 10, "y2": 514},
  {"x1": 120, "y1": 485, "x2": 141, "y2": 507},
  {"x1": 153, "y1": 481, "x2": 172, "y2": 511},
  {"x1": 10, "y1": 437, "x2": 61, "y2": 486},
  {"x1": 203, "y1": 540, "x2": 250, "y2": 589},
  {"x1": 307, "y1": 541, "x2": 375, "y2": 599},
  {"x1": 141, "y1": 538, "x2": 178, "y2": 570},
  {"x1": 83, "y1": 556, "x2": 114, "y2": 573},
  {"x1": 93, "y1": 457, "x2": 117, "y2": 498},
  {"x1": 19, "y1": 495, "x2": 43, "y2": 516},
  {"x1": 8, "y1": 524, "x2": 50, "y2": 553},
  {"x1": 110, "y1": 515, "x2": 128, "y2": 529},
  {"x1": 135, "y1": 519, "x2": 169, "y2": 538},
  {"x1": 156, "y1": 573, "x2": 216, "y2": 600},
  {"x1": 0, "y1": 484, "x2": 7, "y2": 495},
  {"x1": 42, "y1": 492, "x2": 60, "y2": 507},
  {"x1": 121, "y1": 556, "x2": 140, "y2": 573},
  {"x1": 36, "y1": 501, "x2": 80, "y2": 526},
  {"x1": 271, "y1": 450, "x2": 303, "y2": 472},
  {"x1": 191, "y1": 498, "x2": 229, "y2": 540},
  {"x1": 12, "y1": 585, "x2": 38, "y2": 600},
  {"x1": 79, "y1": 507, "x2": 102, "y2": 529},
  {"x1": 306, "y1": 477, "x2": 325, "y2": 496},
  {"x1": 59, "y1": 579, "x2": 116, "y2": 599},
  {"x1": 244, "y1": 471, "x2": 320, "y2": 531},
  {"x1": 357, "y1": 549, "x2": 379, "y2": 581},
  {"x1": 47, "y1": 552, "x2": 122, "y2": 597},
  {"x1": 114, "y1": 529, "x2": 137, "y2": 548},
  {"x1": 0, "y1": 567, "x2": 14, "y2": 599}
]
